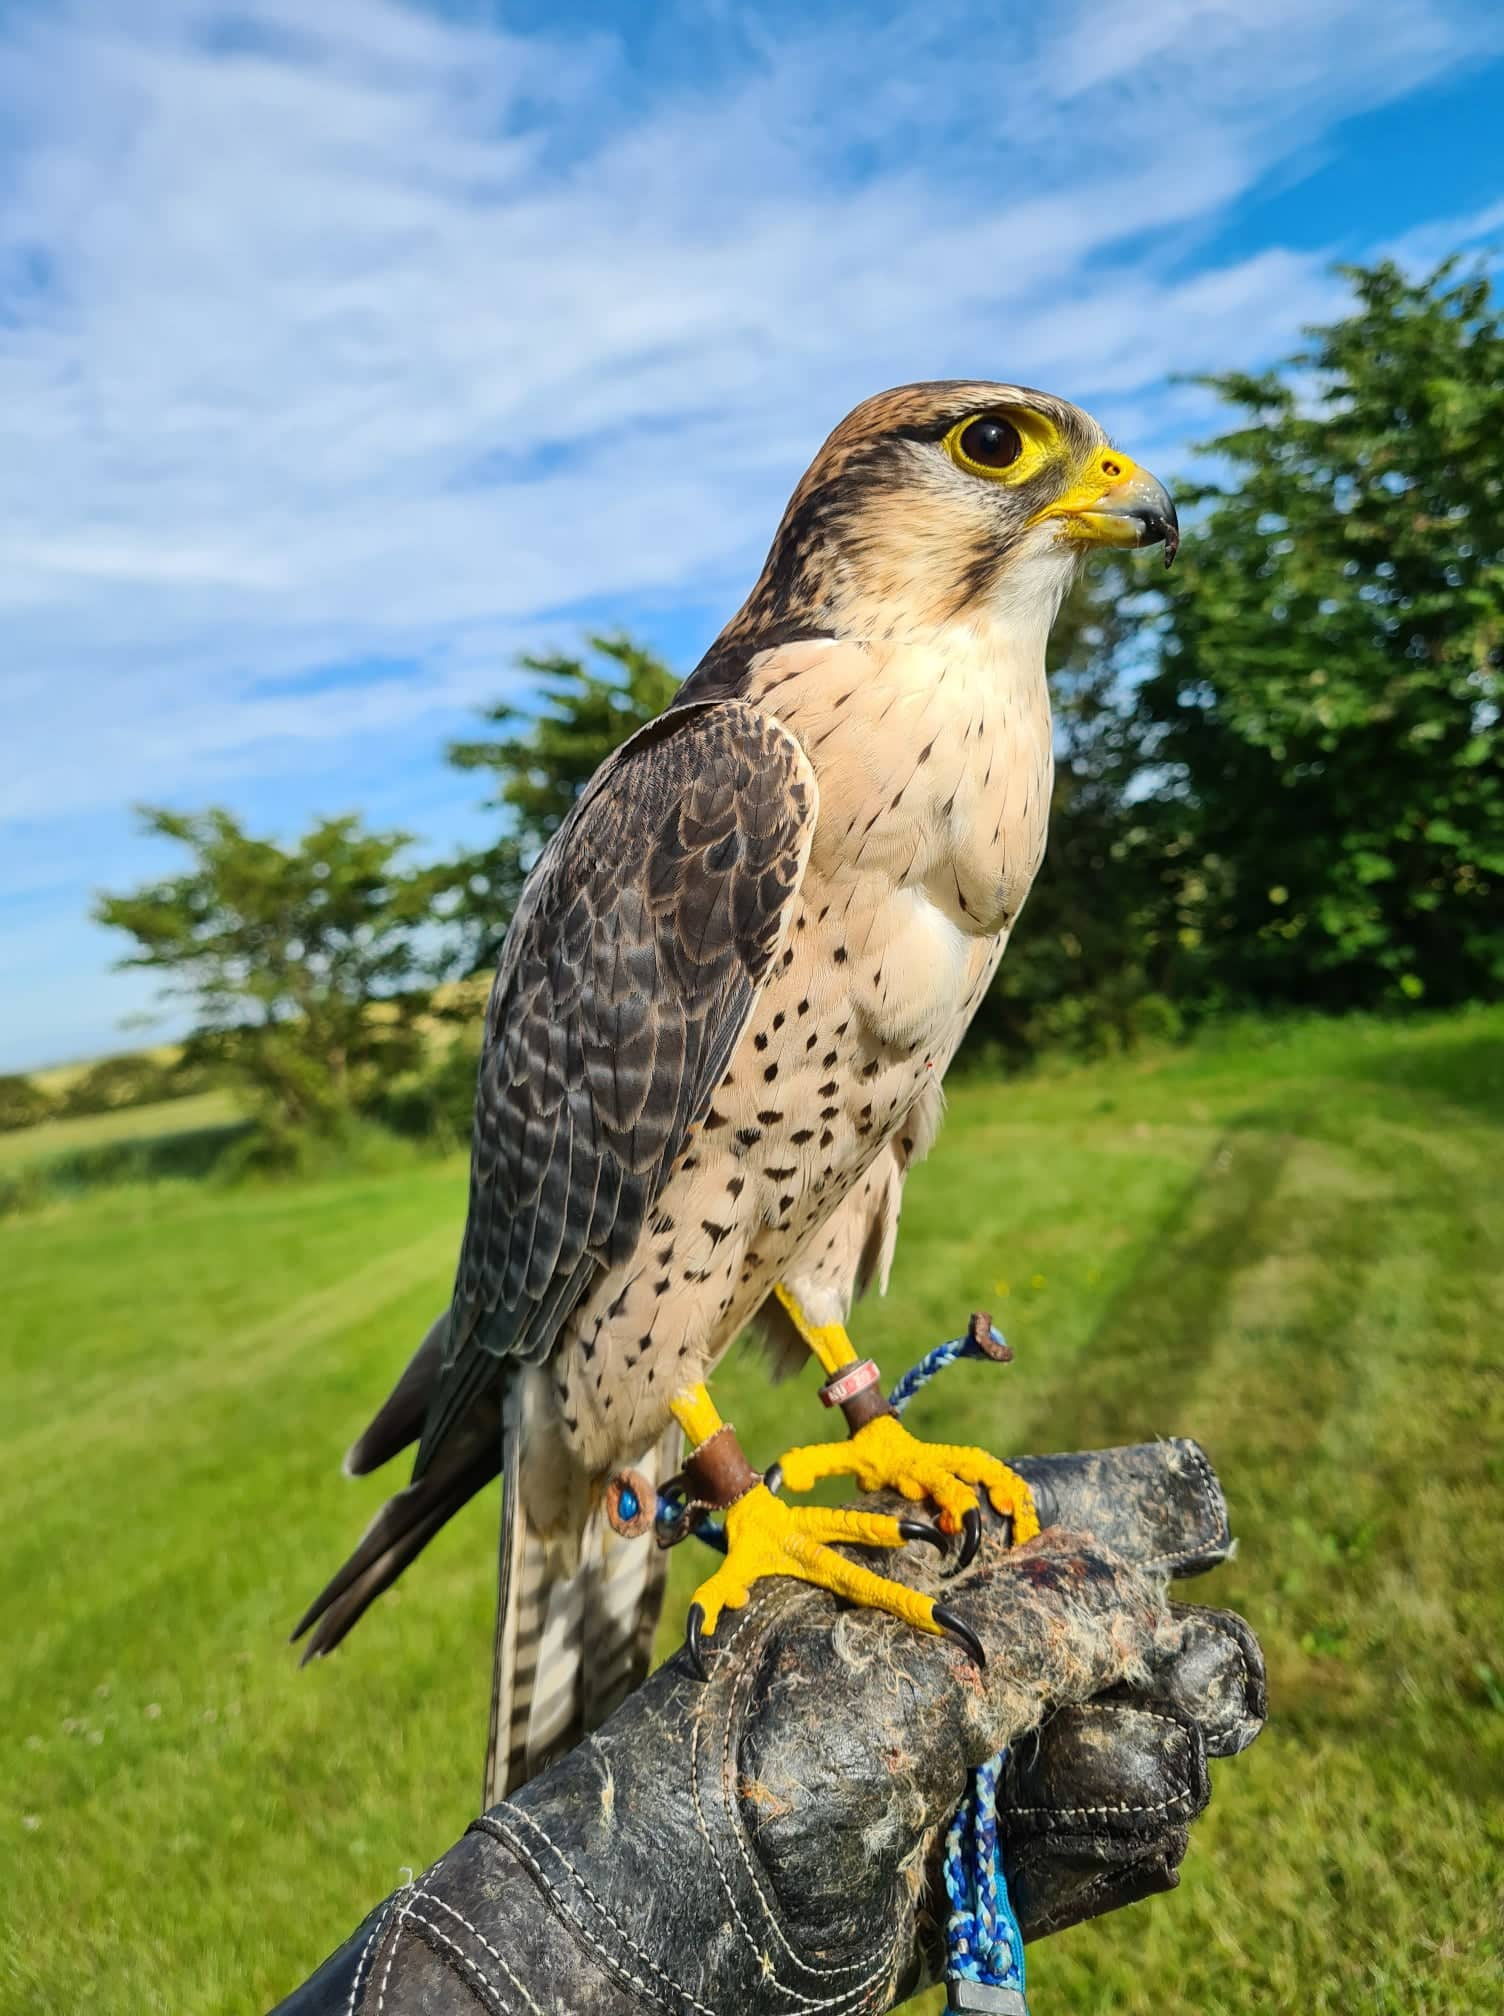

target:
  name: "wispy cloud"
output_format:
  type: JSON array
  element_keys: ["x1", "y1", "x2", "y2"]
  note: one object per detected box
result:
[{"x1": 0, "y1": 0, "x2": 1499, "y2": 1062}]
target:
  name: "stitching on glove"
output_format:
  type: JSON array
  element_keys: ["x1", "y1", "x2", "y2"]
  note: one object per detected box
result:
[
  {"x1": 348, "y1": 1897, "x2": 398, "y2": 2015},
  {"x1": 478, "y1": 1805, "x2": 713, "y2": 2016},
  {"x1": 693, "y1": 1588, "x2": 895, "y2": 2004},
  {"x1": 375, "y1": 1889, "x2": 414, "y2": 2014},
  {"x1": 1008, "y1": 1783, "x2": 1195, "y2": 1823},
  {"x1": 411, "y1": 1889, "x2": 541, "y2": 2015},
  {"x1": 1143, "y1": 1443, "x2": 1224, "y2": 1571},
  {"x1": 1064, "y1": 1703, "x2": 1186, "y2": 1733},
  {"x1": 714, "y1": 1639, "x2": 897, "y2": 2007},
  {"x1": 403, "y1": 1905, "x2": 516, "y2": 2015},
  {"x1": 1007, "y1": 1706, "x2": 1196, "y2": 1822}
]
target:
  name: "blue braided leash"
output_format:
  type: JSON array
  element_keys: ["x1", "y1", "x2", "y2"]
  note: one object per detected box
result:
[
  {"x1": 886, "y1": 1318, "x2": 1008, "y2": 1414},
  {"x1": 654, "y1": 1319, "x2": 1030, "y2": 2012},
  {"x1": 888, "y1": 1326, "x2": 1029, "y2": 2015},
  {"x1": 939, "y1": 1751, "x2": 1028, "y2": 2013}
]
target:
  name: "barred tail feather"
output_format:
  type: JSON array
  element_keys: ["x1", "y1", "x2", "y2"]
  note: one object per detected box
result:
[
  {"x1": 484, "y1": 1395, "x2": 532, "y2": 1807},
  {"x1": 482, "y1": 1422, "x2": 680, "y2": 1808}
]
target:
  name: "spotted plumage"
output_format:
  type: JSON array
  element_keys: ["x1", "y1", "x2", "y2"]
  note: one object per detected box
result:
[{"x1": 294, "y1": 378, "x2": 1177, "y2": 1801}]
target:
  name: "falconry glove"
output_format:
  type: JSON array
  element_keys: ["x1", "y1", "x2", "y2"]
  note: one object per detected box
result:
[{"x1": 270, "y1": 1437, "x2": 1264, "y2": 2015}]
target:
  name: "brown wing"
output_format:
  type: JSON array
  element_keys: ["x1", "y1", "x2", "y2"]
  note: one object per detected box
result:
[{"x1": 414, "y1": 699, "x2": 817, "y2": 1473}]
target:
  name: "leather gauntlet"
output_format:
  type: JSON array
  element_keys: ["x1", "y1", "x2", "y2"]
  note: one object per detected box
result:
[{"x1": 271, "y1": 1439, "x2": 1265, "y2": 2014}]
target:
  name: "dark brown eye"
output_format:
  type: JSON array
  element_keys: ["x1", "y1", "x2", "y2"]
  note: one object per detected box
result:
[{"x1": 958, "y1": 416, "x2": 1022, "y2": 469}]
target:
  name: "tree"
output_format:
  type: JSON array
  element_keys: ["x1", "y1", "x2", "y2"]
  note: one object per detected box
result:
[
  {"x1": 979, "y1": 556, "x2": 1183, "y2": 1058},
  {"x1": 1138, "y1": 259, "x2": 1504, "y2": 1008},
  {"x1": 446, "y1": 633, "x2": 679, "y2": 969},
  {"x1": 0, "y1": 1074, "x2": 54, "y2": 1133},
  {"x1": 95, "y1": 810, "x2": 452, "y2": 1133},
  {"x1": 59, "y1": 1050, "x2": 206, "y2": 1117}
]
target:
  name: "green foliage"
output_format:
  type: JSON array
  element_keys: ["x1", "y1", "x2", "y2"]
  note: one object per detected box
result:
[
  {"x1": 987, "y1": 257, "x2": 1504, "y2": 1048},
  {"x1": 94, "y1": 809, "x2": 454, "y2": 1135},
  {"x1": 0, "y1": 1090, "x2": 250, "y2": 1218},
  {"x1": 56, "y1": 1051, "x2": 210, "y2": 1118},
  {"x1": 209, "y1": 1107, "x2": 418, "y2": 1184},
  {"x1": 0, "y1": 1073, "x2": 55, "y2": 1132},
  {"x1": 1139, "y1": 258, "x2": 1504, "y2": 1008},
  {"x1": 0, "y1": 1122, "x2": 251, "y2": 1220},
  {"x1": 367, "y1": 1028, "x2": 484, "y2": 1148},
  {"x1": 0, "y1": 1089, "x2": 242, "y2": 1175},
  {"x1": 446, "y1": 632, "x2": 679, "y2": 967},
  {"x1": 979, "y1": 557, "x2": 1183, "y2": 1059}
]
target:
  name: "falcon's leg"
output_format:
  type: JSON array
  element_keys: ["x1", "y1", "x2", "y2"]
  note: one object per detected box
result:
[
  {"x1": 665, "y1": 1384, "x2": 983, "y2": 1672},
  {"x1": 768, "y1": 1285, "x2": 1040, "y2": 1567}
]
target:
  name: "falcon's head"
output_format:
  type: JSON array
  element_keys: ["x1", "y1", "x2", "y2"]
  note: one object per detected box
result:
[{"x1": 737, "y1": 380, "x2": 1177, "y2": 642}]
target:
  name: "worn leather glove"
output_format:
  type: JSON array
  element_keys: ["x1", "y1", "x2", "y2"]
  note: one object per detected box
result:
[{"x1": 271, "y1": 1439, "x2": 1264, "y2": 2015}]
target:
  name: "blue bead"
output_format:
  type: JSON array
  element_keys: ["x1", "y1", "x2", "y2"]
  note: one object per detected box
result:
[{"x1": 618, "y1": 1486, "x2": 639, "y2": 1521}]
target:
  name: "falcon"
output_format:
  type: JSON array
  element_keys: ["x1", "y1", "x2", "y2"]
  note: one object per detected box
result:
[{"x1": 294, "y1": 382, "x2": 1178, "y2": 1802}]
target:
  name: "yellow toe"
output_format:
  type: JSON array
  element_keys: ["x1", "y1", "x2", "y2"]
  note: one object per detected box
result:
[
  {"x1": 686, "y1": 1484, "x2": 947, "y2": 1644},
  {"x1": 776, "y1": 1414, "x2": 1040, "y2": 1545}
]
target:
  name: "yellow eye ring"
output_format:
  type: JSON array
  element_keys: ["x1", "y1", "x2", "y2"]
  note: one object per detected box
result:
[
  {"x1": 954, "y1": 415, "x2": 1021, "y2": 471},
  {"x1": 944, "y1": 407, "x2": 1060, "y2": 485}
]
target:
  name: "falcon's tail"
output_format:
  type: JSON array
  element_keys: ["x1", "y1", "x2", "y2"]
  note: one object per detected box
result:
[
  {"x1": 294, "y1": 1307, "x2": 678, "y2": 1802},
  {"x1": 292, "y1": 1312, "x2": 503, "y2": 1661},
  {"x1": 483, "y1": 1417, "x2": 680, "y2": 1808}
]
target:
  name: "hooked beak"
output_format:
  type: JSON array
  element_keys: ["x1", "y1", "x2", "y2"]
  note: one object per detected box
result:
[{"x1": 1038, "y1": 449, "x2": 1180, "y2": 567}]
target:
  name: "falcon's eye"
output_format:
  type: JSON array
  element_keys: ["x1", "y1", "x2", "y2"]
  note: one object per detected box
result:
[
  {"x1": 956, "y1": 417, "x2": 1022, "y2": 470},
  {"x1": 942, "y1": 405, "x2": 1057, "y2": 485}
]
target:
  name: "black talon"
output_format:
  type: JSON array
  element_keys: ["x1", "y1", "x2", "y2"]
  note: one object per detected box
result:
[
  {"x1": 933, "y1": 1603, "x2": 987, "y2": 1669},
  {"x1": 898, "y1": 1517, "x2": 948, "y2": 1555},
  {"x1": 684, "y1": 1602, "x2": 710, "y2": 1682},
  {"x1": 764, "y1": 1460, "x2": 784, "y2": 1496},
  {"x1": 955, "y1": 1506, "x2": 982, "y2": 1573}
]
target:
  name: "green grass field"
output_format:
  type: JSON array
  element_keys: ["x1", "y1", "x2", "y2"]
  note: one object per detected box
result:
[{"x1": 3, "y1": 1010, "x2": 1501, "y2": 2014}]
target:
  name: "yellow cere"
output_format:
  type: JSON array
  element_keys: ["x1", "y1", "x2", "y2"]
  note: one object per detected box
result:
[{"x1": 1039, "y1": 447, "x2": 1152, "y2": 538}]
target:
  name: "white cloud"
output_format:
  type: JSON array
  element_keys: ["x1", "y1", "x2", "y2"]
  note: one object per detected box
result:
[
  {"x1": 1380, "y1": 194, "x2": 1504, "y2": 274},
  {"x1": 0, "y1": 0, "x2": 1499, "y2": 1062}
]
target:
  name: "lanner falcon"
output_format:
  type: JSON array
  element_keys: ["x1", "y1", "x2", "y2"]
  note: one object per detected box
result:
[{"x1": 295, "y1": 382, "x2": 1177, "y2": 1803}]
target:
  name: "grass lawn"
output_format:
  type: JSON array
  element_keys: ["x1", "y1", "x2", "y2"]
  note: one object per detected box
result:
[{"x1": 2, "y1": 1009, "x2": 1501, "y2": 2014}]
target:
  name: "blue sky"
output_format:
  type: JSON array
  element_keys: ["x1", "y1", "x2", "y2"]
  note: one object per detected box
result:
[{"x1": 2, "y1": 0, "x2": 1502, "y2": 1070}]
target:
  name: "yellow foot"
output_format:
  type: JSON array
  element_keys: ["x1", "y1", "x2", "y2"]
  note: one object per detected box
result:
[
  {"x1": 683, "y1": 1483, "x2": 984, "y2": 1676},
  {"x1": 774, "y1": 1413, "x2": 1041, "y2": 1570}
]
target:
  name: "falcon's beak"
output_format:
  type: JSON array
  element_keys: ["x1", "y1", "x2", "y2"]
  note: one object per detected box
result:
[{"x1": 1038, "y1": 450, "x2": 1180, "y2": 567}]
